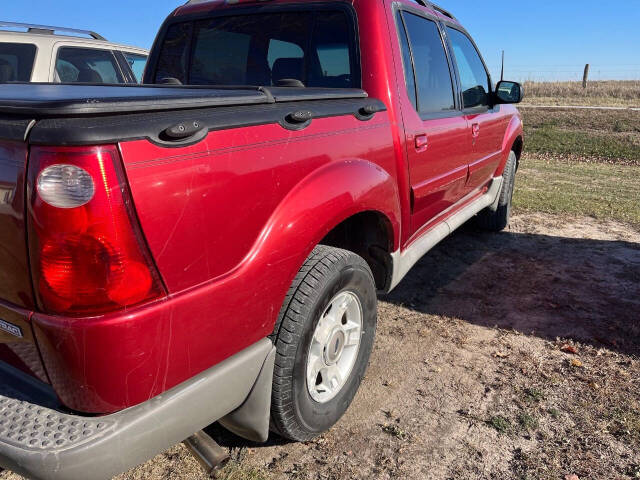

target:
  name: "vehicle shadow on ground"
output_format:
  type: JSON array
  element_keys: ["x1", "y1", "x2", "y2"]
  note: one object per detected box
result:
[{"x1": 382, "y1": 223, "x2": 640, "y2": 358}]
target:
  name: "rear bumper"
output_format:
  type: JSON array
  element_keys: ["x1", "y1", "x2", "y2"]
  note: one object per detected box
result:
[{"x1": 0, "y1": 338, "x2": 274, "y2": 480}]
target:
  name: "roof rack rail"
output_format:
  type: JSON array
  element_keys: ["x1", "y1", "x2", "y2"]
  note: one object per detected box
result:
[
  {"x1": 405, "y1": 1, "x2": 457, "y2": 20},
  {"x1": 0, "y1": 21, "x2": 106, "y2": 40},
  {"x1": 425, "y1": 2, "x2": 456, "y2": 20}
]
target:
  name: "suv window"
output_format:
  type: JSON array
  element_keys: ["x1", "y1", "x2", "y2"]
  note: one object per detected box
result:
[
  {"x1": 399, "y1": 12, "x2": 455, "y2": 114},
  {"x1": 55, "y1": 47, "x2": 125, "y2": 84},
  {"x1": 0, "y1": 43, "x2": 37, "y2": 82},
  {"x1": 123, "y1": 53, "x2": 147, "y2": 83},
  {"x1": 446, "y1": 28, "x2": 490, "y2": 109},
  {"x1": 396, "y1": 12, "x2": 417, "y2": 110},
  {"x1": 153, "y1": 10, "x2": 358, "y2": 88}
]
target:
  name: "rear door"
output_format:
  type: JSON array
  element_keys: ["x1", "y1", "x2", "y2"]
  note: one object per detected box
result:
[
  {"x1": 394, "y1": 8, "x2": 470, "y2": 237},
  {"x1": 445, "y1": 27, "x2": 505, "y2": 190}
]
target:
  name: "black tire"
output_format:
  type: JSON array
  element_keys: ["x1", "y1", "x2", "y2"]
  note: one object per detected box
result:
[
  {"x1": 475, "y1": 150, "x2": 517, "y2": 232},
  {"x1": 269, "y1": 245, "x2": 377, "y2": 441}
]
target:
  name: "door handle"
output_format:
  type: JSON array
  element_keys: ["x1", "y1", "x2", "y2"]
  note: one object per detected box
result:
[
  {"x1": 471, "y1": 123, "x2": 480, "y2": 138},
  {"x1": 415, "y1": 134, "x2": 428, "y2": 151}
]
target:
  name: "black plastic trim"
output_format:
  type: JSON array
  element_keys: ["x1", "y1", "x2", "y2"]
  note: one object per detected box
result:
[
  {"x1": 0, "y1": 84, "x2": 367, "y2": 118},
  {"x1": 27, "y1": 97, "x2": 387, "y2": 147},
  {"x1": 0, "y1": 117, "x2": 35, "y2": 143}
]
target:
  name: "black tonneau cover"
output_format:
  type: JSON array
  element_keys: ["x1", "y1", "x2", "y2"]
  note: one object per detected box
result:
[{"x1": 0, "y1": 84, "x2": 368, "y2": 116}]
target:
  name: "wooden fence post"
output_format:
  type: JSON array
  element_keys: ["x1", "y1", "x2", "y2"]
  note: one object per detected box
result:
[{"x1": 582, "y1": 64, "x2": 590, "y2": 89}]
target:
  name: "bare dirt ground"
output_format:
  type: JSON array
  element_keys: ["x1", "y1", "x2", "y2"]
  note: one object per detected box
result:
[
  {"x1": 111, "y1": 213, "x2": 639, "y2": 480},
  {"x1": 2, "y1": 213, "x2": 637, "y2": 480}
]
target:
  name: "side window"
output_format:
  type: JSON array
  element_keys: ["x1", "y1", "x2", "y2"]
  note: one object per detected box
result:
[
  {"x1": 123, "y1": 53, "x2": 147, "y2": 83},
  {"x1": 401, "y1": 12, "x2": 455, "y2": 114},
  {"x1": 396, "y1": 11, "x2": 417, "y2": 110},
  {"x1": 0, "y1": 43, "x2": 37, "y2": 82},
  {"x1": 446, "y1": 28, "x2": 490, "y2": 109},
  {"x1": 55, "y1": 47, "x2": 124, "y2": 84}
]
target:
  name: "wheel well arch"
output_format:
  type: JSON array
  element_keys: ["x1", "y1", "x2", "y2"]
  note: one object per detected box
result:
[
  {"x1": 320, "y1": 210, "x2": 394, "y2": 291},
  {"x1": 512, "y1": 136, "x2": 523, "y2": 169}
]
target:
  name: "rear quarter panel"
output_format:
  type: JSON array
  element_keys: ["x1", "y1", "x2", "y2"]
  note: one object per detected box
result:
[
  {"x1": 34, "y1": 110, "x2": 401, "y2": 412},
  {"x1": 121, "y1": 112, "x2": 398, "y2": 292}
]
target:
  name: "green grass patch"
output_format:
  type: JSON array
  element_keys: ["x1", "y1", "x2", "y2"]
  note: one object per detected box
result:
[
  {"x1": 517, "y1": 412, "x2": 539, "y2": 432},
  {"x1": 525, "y1": 124, "x2": 639, "y2": 161},
  {"x1": 488, "y1": 415, "x2": 511, "y2": 434},
  {"x1": 513, "y1": 155, "x2": 640, "y2": 229},
  {"x1": 522, "y1": 387, "x2": 545, "y2": 404}
]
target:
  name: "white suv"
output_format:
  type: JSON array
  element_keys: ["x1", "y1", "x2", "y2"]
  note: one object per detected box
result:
[{"x1": 0, "y1": 21, "x2": 148, "y2": 84}]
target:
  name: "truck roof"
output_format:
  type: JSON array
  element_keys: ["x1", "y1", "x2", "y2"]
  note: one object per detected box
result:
[{"x1": 173, "y1": 0, "x2": 460, "y2": 25}]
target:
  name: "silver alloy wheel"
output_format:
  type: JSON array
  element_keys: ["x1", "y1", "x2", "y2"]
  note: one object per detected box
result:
[{"x1": 306, "y1": 290, "x2": 363, "y2": 403}]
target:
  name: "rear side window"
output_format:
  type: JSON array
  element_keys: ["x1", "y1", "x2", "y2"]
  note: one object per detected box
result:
[
  {"x1": 153, "y1": 9, "x2": 359, "y2": 88},
  {"x1": 55, "y1": 47, "x2": 125, "y2": 84},
  {"x1": 400, "y1": 12, "x2": 455, "y2": 114},
  {"x1": 123, "y1": 53, "x2": 147, "y2": 83},
  {"x1": 395, "y1": 12, "x2": 417, "y2": 110},
  {"x1": 446, "y1": 28, "x2": 490, "y2": 109},
  {"x1": 0, "y1": 43, "x2": 36, "y2": 82}
]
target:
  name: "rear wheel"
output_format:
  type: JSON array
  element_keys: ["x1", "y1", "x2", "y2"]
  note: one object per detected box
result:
[
  {"x1": 270, "y1": 245, "x2": 377, "y2": 441},
  {"x1": 475, "y1": 150, "x2": 517, "y2": 232}
]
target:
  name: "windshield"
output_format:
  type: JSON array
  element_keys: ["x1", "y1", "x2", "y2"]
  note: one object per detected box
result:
[
  {"x1": 0, "y1": 42, "x2": 36, "y2": 82},
  {"x1": 153, "y1": 9, "x2": 359, "y2": 88}
]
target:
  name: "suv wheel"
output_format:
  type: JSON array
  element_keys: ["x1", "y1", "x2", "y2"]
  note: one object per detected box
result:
[
  {"x1": 270, "y1": 245, "x2": 377, "y2": 441},
  {"x1": 476, "y1": 150, "x2": 517, "y2": 232}
]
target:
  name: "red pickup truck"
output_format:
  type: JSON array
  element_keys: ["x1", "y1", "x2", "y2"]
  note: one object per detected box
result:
[{"x1": 0, "y1": 0, "x2": 523, "y2": 478}]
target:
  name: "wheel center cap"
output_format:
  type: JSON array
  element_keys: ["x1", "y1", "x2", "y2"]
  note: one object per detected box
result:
[{"x1": 324, "y1": 329, "x2": 346, "y2": 365}]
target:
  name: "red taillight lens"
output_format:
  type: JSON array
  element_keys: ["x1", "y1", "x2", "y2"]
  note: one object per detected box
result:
[{"x1": 27, "y1": 146, "x2": 166, "y2": 316}]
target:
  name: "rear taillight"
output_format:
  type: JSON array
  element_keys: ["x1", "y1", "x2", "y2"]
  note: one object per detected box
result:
[{"x1": 27, "y1": 145, "x2": 166, "y2": 316}]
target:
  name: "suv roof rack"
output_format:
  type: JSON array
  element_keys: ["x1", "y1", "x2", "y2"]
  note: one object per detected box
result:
[{"x1": 0, "y1": 21, "x2": 106, "y2": 40}]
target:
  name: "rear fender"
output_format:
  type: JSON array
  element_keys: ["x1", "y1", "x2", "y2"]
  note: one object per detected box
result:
[{"x1": 250, "y1": 158, "x2": 401, "y2": 291}]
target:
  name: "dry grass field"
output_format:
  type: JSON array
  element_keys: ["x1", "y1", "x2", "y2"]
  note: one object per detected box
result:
[
  {"x1": 1, "y1": 83, "x2": 638, "y2": 480},
  {"x1": 522, "y1": 80, "x2": 640, "y2": 107}
]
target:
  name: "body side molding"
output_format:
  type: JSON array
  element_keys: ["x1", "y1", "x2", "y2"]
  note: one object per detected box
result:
[{"x1": 388, "y1": 177, "x2": 503, "y2": 291}]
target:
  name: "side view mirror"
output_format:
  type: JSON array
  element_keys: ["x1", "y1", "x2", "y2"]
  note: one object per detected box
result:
[{"x1": 494, "y1": 80, "x2": 523, "y2": 104}]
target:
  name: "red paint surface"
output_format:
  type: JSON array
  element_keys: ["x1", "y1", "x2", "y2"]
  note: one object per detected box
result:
[{"x1": 4, "y1": 0, "x2": 522, "y2": 412}]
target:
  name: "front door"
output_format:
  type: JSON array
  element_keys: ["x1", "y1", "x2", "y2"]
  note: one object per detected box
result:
[
  {"x1": 395, "y1": 9, "x2": 470, "y2": 237},
  {"x1": 445, "y1": 27, "x2": 506, "y2": 190}
]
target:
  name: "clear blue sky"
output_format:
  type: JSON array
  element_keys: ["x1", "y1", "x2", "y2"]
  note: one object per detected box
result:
[{"x1": 4, "y1": 0, "x2": 639, "y2": 82}]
